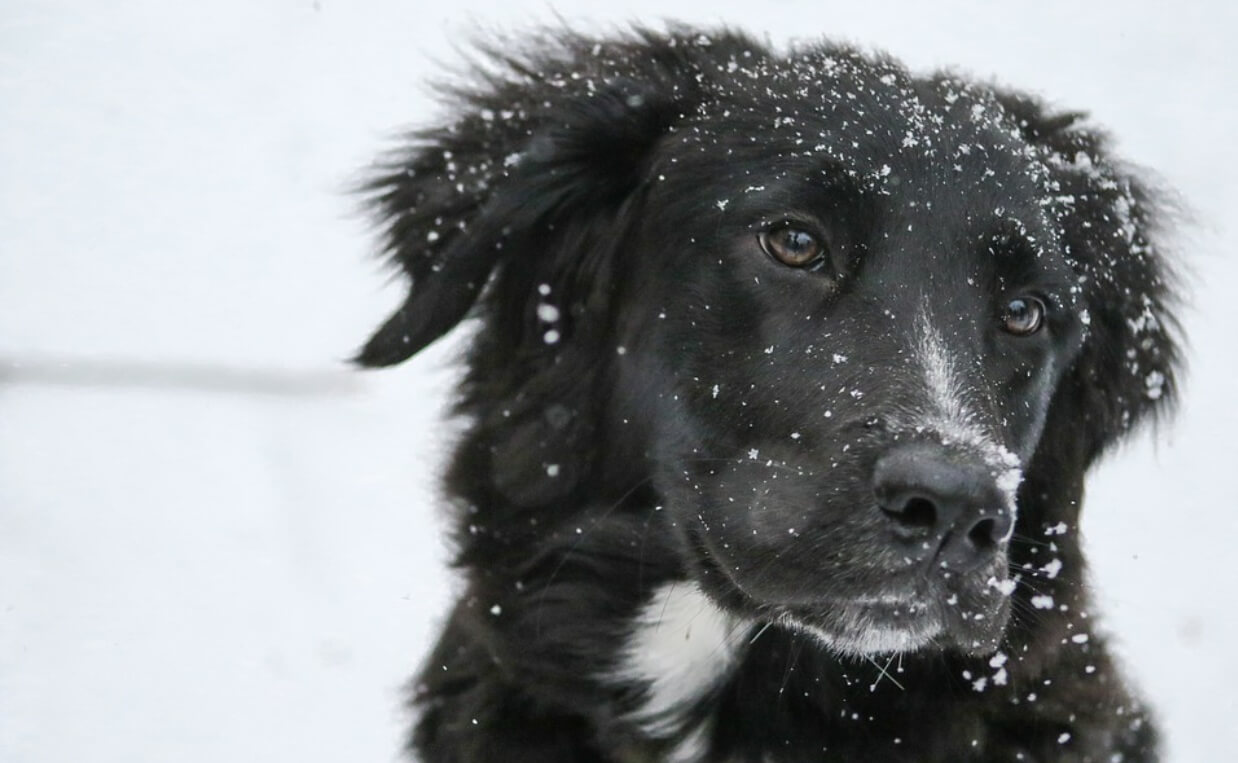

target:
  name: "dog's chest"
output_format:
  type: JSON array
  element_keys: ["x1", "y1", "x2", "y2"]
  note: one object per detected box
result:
[{"x1": 607, "y1": 583, "x2": 749, "y2": 761}]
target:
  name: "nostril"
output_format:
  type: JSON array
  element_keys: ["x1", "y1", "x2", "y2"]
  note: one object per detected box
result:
[
  {"x1": 968, "y1": 517, "x2": 999, "y2": 551},
  {"x1": 879, "y1": 494, "x2": 938, "y2": 536},
  {"x1": 900, "y1": 496, "x2": 937, "y2": 530}
]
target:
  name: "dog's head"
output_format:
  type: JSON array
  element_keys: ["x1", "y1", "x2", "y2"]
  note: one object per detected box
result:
[{"x1": 358, "y1": 30, "x2": 1178, "y2": 659}]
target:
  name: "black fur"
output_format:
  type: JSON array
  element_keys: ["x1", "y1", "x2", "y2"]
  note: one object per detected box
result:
[{"x1": 357, "y1": 27, "x2": 1178, "y2": 762}]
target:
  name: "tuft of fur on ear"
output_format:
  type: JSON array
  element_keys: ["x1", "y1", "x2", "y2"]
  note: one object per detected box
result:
[
  {"x1": 994, "y1": 93, "x2": 1182, "y2": 466},
  {"x1": 353, "y1": 28, "x2": 758, "y2": 368}
]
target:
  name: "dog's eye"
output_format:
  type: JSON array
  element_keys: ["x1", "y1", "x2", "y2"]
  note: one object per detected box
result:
[
  {"x1": 1002, "y1": 296, "x2": 1046, "y2": 336},
  {"x1": 759, "y1": 225, "x2": 827, "y2": 269}
]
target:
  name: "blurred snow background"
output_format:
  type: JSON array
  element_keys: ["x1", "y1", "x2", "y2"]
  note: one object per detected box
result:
[{"x1": 1, "y1": 1, "x2": 1233, "y2": 760}]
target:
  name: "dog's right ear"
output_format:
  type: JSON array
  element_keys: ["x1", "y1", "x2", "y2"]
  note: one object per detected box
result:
[
  {"x1": 353, "y1": 33, "x2": 715, "y2": 367},
  {"x1": 991, "y1": 93, "x2": 1181, "y2": 467}
]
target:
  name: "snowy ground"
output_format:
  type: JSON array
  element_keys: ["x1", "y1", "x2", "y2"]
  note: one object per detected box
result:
[{"x1": 2, "y1": 1, "x2": 1234, "y2": 761}]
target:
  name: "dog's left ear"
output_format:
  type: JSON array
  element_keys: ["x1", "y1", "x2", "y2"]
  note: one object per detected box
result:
[
  {"x1": 354, "y1": 62, "x2": 688, "y2": 368},
  {"x1": 997, "y1": 93, "x2": 1182, "y2": 467}
]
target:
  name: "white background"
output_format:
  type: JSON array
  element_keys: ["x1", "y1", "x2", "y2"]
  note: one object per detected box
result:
[{"x1": 1, "y1": 1, "x2": 1234, "y2": 760}]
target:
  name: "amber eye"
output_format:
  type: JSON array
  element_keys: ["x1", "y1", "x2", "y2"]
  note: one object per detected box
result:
[
  {"x1": 759, "y1": 225, "x2": 827, "y2": 269},
  {"x1": 1002, "y1": 296, "x2": 1046, "y2": 336}
]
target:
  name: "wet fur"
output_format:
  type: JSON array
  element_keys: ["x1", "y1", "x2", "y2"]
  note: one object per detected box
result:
[{"x1": 357, "y1": 27, "x2": 1178, "y2": 762}]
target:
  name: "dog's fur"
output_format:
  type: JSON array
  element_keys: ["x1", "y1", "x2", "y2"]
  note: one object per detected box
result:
[{"x1": 356, "y1": 27, "x2": 1179, "y2": 762}]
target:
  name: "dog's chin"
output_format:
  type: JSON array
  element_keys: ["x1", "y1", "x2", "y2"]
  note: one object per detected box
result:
[
  {"x1": 689, "y1": 543, "x2": 1012, "y2": 658},
  {"x1": 776, "y1": 592, "x2": 1011, "y2": 658},
  {"x1": 778, "y1": 598, "x2": 946, "y2": 657}
]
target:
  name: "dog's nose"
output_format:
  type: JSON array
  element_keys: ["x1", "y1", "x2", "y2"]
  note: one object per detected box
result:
[{"x1": 872, "y1": 444, "x2": 1013, "y2": 572}]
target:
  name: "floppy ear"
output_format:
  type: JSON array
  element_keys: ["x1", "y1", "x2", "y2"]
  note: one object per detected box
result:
[
  {"x1": 354, "y1": 30, "x2": 775, "y2": 506},
  {"x1": 997, "y1": 94, "x2": 1181, "y2": 468},
  {"x1": 354, "y1": 32, "x2": 713, "y2": 368}
]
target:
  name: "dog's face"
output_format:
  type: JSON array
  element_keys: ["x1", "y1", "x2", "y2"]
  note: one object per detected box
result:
[
  {"x1": 358, "y1": 34, "x2": 1177, "y2": 663},
  {"x1": 610, "y1": 77, "x2": 1096, "y2": 657},
  {"x1": 608, "y1": 73, "x2": 1089, "y2": 656}
]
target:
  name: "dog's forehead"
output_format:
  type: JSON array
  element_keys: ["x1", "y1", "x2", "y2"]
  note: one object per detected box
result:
[{"x1": 680, "y1": 53, "x2": 1049, "y2": 202}]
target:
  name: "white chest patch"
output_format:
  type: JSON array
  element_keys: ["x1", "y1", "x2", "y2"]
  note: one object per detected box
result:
[{"x1": 608, "y1": 582, "x2": 747, "y2": 744}]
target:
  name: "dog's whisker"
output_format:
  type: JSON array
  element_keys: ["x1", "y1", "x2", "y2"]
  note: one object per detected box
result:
[
  {"x1": 655, "y1": 579, "x2": 680, "y2": 632},
  {"x1": 865, "y1": 653, "x2": 906, "y2": 692},
  {"x1": 777, "y1": 637, "x2": 805, "y2": 699},
  {"x1": 1010, "y1": 533, "x2": 1058, "y2": 550},
  {"x1": 748, "y1": 620, "x2": 775, "y2": 645}
]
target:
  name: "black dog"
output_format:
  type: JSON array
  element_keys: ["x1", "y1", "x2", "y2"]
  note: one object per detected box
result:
[{"x1": 357, "y1": 27, "x2": 1179, "y2": 762}]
